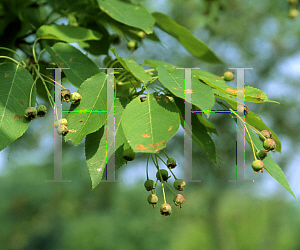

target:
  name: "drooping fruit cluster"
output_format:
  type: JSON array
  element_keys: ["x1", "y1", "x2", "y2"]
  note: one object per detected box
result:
[
  {"x1": 259, "y1": 130, "x2": 276, "y2": 152},
  {"x1": 55, "y1": 118, "x2": 69, "y2": 136},
  {"x1": 61, "y1": 89, "x2": 82, "y2": 104},
  {"x1": 24, "y1": 104, "x2": 47, "y2": 120},
  {"x1": 223, "y1": 71, "x2": 234, "y2": 81}
]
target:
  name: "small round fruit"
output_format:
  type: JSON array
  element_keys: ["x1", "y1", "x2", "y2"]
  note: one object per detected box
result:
[
  {"x1": 160, "y1": 203, "x2": 172, "y2": 216},
  {"x1": 122, "y1": 148, "x2": 135, "y2": 161},
  {"x1": 70, "y1": 92, "x2": 82, "y2": 104},
  {"x1": 263, "y1": 139, "x2": 276, "y2": 151},
  {"x1": 237, "y1": 104, "x2": 249, "y2": 116},
  {"x1": 156, "y1": 169, "x2": 170, "y2": 182},
  {"x1": 57, "y1": 125, "x2": 69, "y2": 136},
  {"x1": 259, "y1": 130, "x2": 273, "y2": 141},
  {"x1": 223, "y1": 71, "x2": 234, "y2": 81},
  {"x1": 137, "y1": 31, "x2": 146, "y2": 39},
  {"x1": 24, "y1": 107, "x2": 37, "y2": 120},
  {"x1": 127, "y1": 40, "x2": 138, "y2": 52},
  {"x1": 167, "y1": 158, "x2": 177, "y2": 169},
  {"x1": 147, "y1": 194, "x2": 158, "y2": 208},
  {"x1": 61, "y1": 89, "x2": 71, "y2": 102},
  {"x1": 55, "y1": 118, "x2": 68, "y2": 128},
  {"x1": 252, "y1": 160, "x2": 265, "y2": 173},
  {"x1": 173, "y1": 194, "x2": 185, "y2": 208},
  {"x1": 288, "y1": 8, "x2": 299, "y2": 18},
  {"x1": 256, "y1": 150, "x2": 267, "y2": 160},
  {"x1": 144, "y1": 179, "x2": 155, "y2": 191},
  {"x1": 173, "y1": 179, "x2": 186, "y2": 191},
  {"x1": 36, "y1": 105, "x2": 47, "y2": 117}
]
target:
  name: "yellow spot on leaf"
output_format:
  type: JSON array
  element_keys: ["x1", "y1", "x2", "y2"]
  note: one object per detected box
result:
[
  {"x1": 168, "y1": 126, "x2": 172, "y2": 131},
  {"x1": 136, "y1": 144, "x2": 148, "y2": 151},
  {"x1": 226, "y1": 88, "x2": 244, "y2": 94},
  {"x1": 142, "y1": 134, "x2": 150, "y2": 138},
  {"x1": 5, "y1": 73, "x2": 8, "y2": 77},
  {"x1": 256, "y1": 93, "x2": 261, "y2": 98},
  {"x1": 135, "y1": 7, "x2": 139, "y2": 10},
  {"x1": 174, "y1": 87, "x2": 177, "y2": 89},
  {"x1": 185, "y1": 89, "x2": 193, "y2": 94},
  {"x1": 150, "y1": 141, "x2": 165, "y2": 149},
  {"x1": 69, "y1": 57, "x2": 74, "y2": 63},
  {"x1": 14, "y1": 114, "x2": 23, "y2": 120}
]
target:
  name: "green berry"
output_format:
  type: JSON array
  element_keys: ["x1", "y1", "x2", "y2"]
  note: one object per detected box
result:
[
  {"x1": 55, "y1": 118, "x2": 68, "y2": 128},
  {"x1": 70, "y1": 92, "x2": 82, "y2": 105},
  {"x1": 256, "y1": 150, "x2": 267, "y2": 160},
  {"x1": 137, "y1": 31, "x2": 146, "y2": 39},
  {"x1": 173, "y1": 179, "x2": 186, "y2": 191},
  {"x1": 288, "y1": 8, "x2": 299, "y2": 18},
  {"x1": 127, "y1": 40, "x2": 138, "y2": 52},
  {"x1": 144, "y1": 179, "x2": 155, "y2": 191},
  {"x1": 147, "y1": 194, "x2": 158, "y2": 208},
  {"x1": 237, "y1": 104, "x2": 249, "y2": 116},
  {"x1": 167, "y1": 158, "x2": 177, "y2": 169},
  {"x1": 57, "y1": 125, "x2": 69, "y2": 136},
  {"x1": 173, "y1": 194, "x2": 185, "y2": 208},
  {"x1": 61, "y1": 89, "x2": 71, "y2": 102},
  {"x1": 122, "y1": 148, "x2": 135, "y2": 161},
  {"x1": 160, "y1": 203, "x2": 172, "y2": 216},
  {"x1": 259, "y1": 130, "x2": 272, "y2": 141},
  {"x1": 263, "y1": 139, "x2": 276, "y2": 151},
  {"x1": 36, "y1": 104, "x2": 47, "y2": 117},
  {"x1": 223, "y1": 71, "x2": 234, "y2": 81},
  {"x1": 24, "y1": 107, "x2": 37, "y2": 120},
  {"x1": 252, "y1": 160, "x2": 265, "y2": 173},
  {"x1": 156, "y1": 169, "x2": 170, "y2": 182}
]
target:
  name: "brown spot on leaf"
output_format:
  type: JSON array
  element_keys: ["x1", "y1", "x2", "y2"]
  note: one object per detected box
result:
[
  {"x1": 60, "y1": 62, "x2": 65, "y2": 66},
  {"x1": 135, "y1": 7, "x2": 139, "y2": 10},
  {"x1": 79, "y1": 120, "x2": 83, "y2": 123},
  {"x1": 164, "y1": 98, "x2": 169, "y2": 103},
  {"x1": 185, "y1": 89, "x2": 193, "y2": 94},
  {"x1": 142, "y1": 133, "x2": 150, "y2": 138},
  {"x1": 168, "y1": 126, "x2": 172, "y2": 131},
  {"x1": 5, "y1": 73, "x2": 9, "y2": 77},
  {"x1": 69, "y1": 57, "x2": 74, "y2": 63},
  {"x1": 256, "y1": 93, "x2": 261, "y2": 98},
  {"x1": 136, "y1": 144, "x2": 148, "y2": 151},
  {"x1": 174, "y1": 87, "x2": 177, "y2": 90},
  {"x1": 175, "y1": 77, "x2": 179, "y2": 78},
  {"x1": 55, "y1": 54, "x2": 58, "y2": 57},
  {"x1": 14, "y1": 114, "x2": 23, "y2": 120},
  {"x1": 206, "y1": 152, "x2": 210, "y2": 157},
  {"x1": 226, "y1": 88, "x2": 244, "y2": 94},
  {"x1": 150, "y1": 141, "x2": 165, "y2": 149},
  {"x1": 18, "y1": 101, "x2": 24, "y2": 105}
]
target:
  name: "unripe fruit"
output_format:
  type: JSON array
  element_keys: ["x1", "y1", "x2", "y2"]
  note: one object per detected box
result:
[
  {"x1": 167, "y1": 158, "x2": 177, "y2": 169},
  {"x1": 122, "y1": 148, "x2": 135, "y2": 161},
  {"x1": 36, "y1": 104, "x2": 47, "y2": 117},
  {"x1": 223, "y1": 71, "x2": 234, "y2": 81},
  {"x1": 173, "y1": 179, "x2": 186, "y2": 191},
  {"x1": 147, "y1": 194, "x2": 158, "y2": 208},
  {"x1": 252, "y1": 160, "x2": 265, "y2": 173},
  {"x1": 259, "y1": 130, "x2": 272, "y2": 141},
  {"x1": 256, "y1": 150, "x2": 267, "y2": 160},
  {"x1": 55, "y1": 118, "x2": 68, "y2": 128},
  {"x1": 70, "y1": 92, "x2": 82, "y2": 105},
  {"x1": 288, "y1": 8, "x2": 299, "y2": 18},
  {"x1": 173, "y1": 194, "x2": 185, "y2": 208},
  {"x1": 137, "y1": 31, "x2": 146, "y2": 39},
  {"x1": 61, "y1": 89, "x2": 71, "y2": 102},
  {"x1": 110, "y1": 34, "x2": 121, "y2": 45},
  {"x1": 127, "y1": 40, "x2": 138, "y2": 52},
  {"x1": 156, "y1": 169, "x2": 170, "y2": 182},
  {"x1": 289, "y1": 0, "x2": 298, "y2": 5},
  {"x1": 24, "y1": 107, "x2": 37, "y2": 120},
  {"x1": 237, "y1": 104, "x2": 249, "y2": 116},
  {"x1": 57, "y1": 125, "x2": 69, "y2": 136},
  {"x1": 263, "y1": 139, "x2": 276, "y2": 151},
  {"x1": 144, "y1": 179, "x2": 155, "y2": 191},
  {"x1": 160, "y1": 203, "x2": 172, "y2": 216}
]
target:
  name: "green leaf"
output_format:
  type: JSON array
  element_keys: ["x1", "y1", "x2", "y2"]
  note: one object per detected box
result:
[
  {"x1": 121, "y1": 93, "x2": 180, "y2": 153},
  {"x1": 36, "y1": 24, "x2": 102, "y2": 43},
  {"x1": 0, "y1": 63, "x2": 36, "y2": 151},
  {"x1": 196, "y1": 113, "x2": 218, "y2": 135},
  {"x1": 157, "y1": 66, "x2": 215, "y2": 118},
  {"x1": 85, "y1": 98, "x2": 130, "y2": 189},
  {"x1": 245, "y1": 128, "x2": 296, "y2": 201},
  {"x1": 110, "y1": 48, "x2": 152, "y2": 82},
  {"x1": 64, "y1": 72, "x2": 107, "y2": 146},
  {"x1": 97, "y1": 0, "x2": 155, "y2": 34},
  {"x1": 152, "y1": 12, "x2": 222, "y2": 63},
  {"x1": 45, "y1": 43, "x2": 100, "y2": 88},
  {"x1": 173, "y1": 95, "x2": 217, "y2": 162},
  {"x1": 194, "y1": 69, "x2": 279, "y2": 104},
  {"x1": 143, "y1": 59, "x2": 177, "y2": 71}
]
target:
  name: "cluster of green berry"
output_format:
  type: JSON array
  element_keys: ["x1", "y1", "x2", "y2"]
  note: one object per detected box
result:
[
  {"x1": 252, "y1": 130, "x2": 276, "y2": 173},
  {"x1": 24, "y1": 104, "x2": 47, "y2": 120},
  {"x1": 288, "y1": 0, "x2": 299, "y2": 18},
  {"x1": 123, "y1": 148, "x2": 186, "y2": 216}
]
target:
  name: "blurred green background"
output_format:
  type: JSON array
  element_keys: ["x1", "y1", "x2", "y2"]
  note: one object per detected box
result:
[{"x1": 1, "y1": 0, "x2": 300, "y2": 249}]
